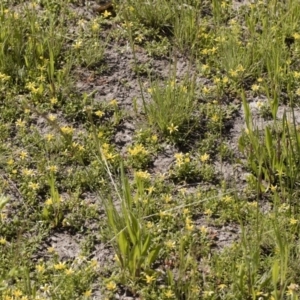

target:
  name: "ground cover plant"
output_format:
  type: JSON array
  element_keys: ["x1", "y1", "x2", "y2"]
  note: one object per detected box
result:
[{"x1": 2, "y1": 0, "x2": 300, "y2": 299}]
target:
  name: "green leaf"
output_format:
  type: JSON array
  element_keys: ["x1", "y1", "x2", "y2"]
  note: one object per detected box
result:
[
  {"x1": 146, "y1": 246, "x2": 160, "y2": 267},
  {"x1": 0, "y1": 194, "x2": 9, "y2": 211},
  {"x1": 141, "y1": 234, "x2": 151, "y2": 256},
  {"x1": 118, "y1": 231, "x2": 129, "y2": 257},
  {"x1": 132, "y1": 244, "x2": 141, "y2": 263},
  {"x1": 125, "y1": 212, "x2": 139, "y2": 245},
  {"x1": 265, "y1": 126, "x2": 273, "y2": 157}
]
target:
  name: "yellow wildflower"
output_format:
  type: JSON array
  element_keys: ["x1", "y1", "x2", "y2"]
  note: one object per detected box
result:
[
  {"x1": 83, "y1": 290, "x2": 92, "y2": 297},
  {"x1": 0, "y1": 237, "x2": 7, "y2": 245},
  {"x1": 103, "y1": 10, "x2": 112, "y2": 18},
  {"x1": 106, "y1": 281, "x2": 116, "y2": 291},
  {"x1": 19, "y1": 151, "x2": 28, "y2": 160},
  {"x1": 54, "y1": 261, "x2": 66, "y2": 270},
  {"x1": 36, "y1": 264, "x2": 45, "y2": 273},
  {"x1": 167, "y1": 123, "x2": 178, "y2": 134},
  {"x1": 164, "y1": 289, "x2": 175, "y2": 298},
  {"x1": 145, "y1": 274, "x2": 156, "y2": 284},
  {"x1": 200, "y1": 153, "x2": 210, "y2": 163}
]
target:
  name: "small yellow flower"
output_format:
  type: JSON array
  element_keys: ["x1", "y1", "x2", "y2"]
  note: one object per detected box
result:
[
  {"x1": 61, "y1": 126, "x2": 74, "y2": 135},
  {"x1": 204, "y1": 208, "x2": 213, "y2": 216},
  {"x1": 248, "y1": 201, "x2": 258, "y2": 208},
  {"x1": 106, "y1": 281, "x2": 117, "y2": 291},
  {"x1": 222, "y1": 195, "x2": 233, "y2": 203},
  {"x1": 228, "y1": 19, "x2": 236, "y2": 25},
  {"x1": 13, "y1": 290, "x2": 22, "y2": 297},
  {"x1": 213, "y1": 77, "x2": 221, "y2": 84},
  {"x1": 65, "y1": 268, "x2": 74, "y2": 275},
  {"x1": 200, "y1": 153, "x2": 210, "y2": 163},
  {"x1": 174, "y1": 152, "x2": 184, "y2": 161},
  {"x1": 16, "y1": 119, "x2": 26, "y2": 128},
  {"x1": 19, "y1": 151, "x2": 28, "y2": 160},
  {"x1": 45, "y1": 198, "x2": 53, "y2": 206},
  {"x1": 201, "y1": 48, "x2": 209, "y2": 55},
  {"x1": 183, "y1": 208, "x2": 189, "y2": 215},
  {"x1": 83, "y1": 290, "x2": 92, "y2": 297},
  {"x1": 73, "y1": 39, "x2": 82, "y2": 50},
  {"x1": 293, "y1": 33, "x2": 300, "y2": 40},
  {"x1": 222, "y1": 76, "x2": 229, "y2": 84},
  {"x1": 165, "y1": 240, "x2": 176, "y2": 249},
  {"x1": 201, "y1": 64, "x2": 209, "y2": 72},
  {"x1": 293, "y1": 71, "x2": 300, "y2": 79},
  {"x1": 163, "y1": 194, "x2": 172, "y2": 203},
  {"x1": 146, "y1": 186, "x2": 155, "y2": 194},
  {"x1": 237, "y1": 64, "x2": 245, "y2": 72},
  {"x1": 50, "y1": 97, "x2": 58, "y2": 105},
  {"x1": 211, "y1": 114, "x2": 219, "y2": 122},
  {"x1": 159, "y1": 210, "x2": 167, "y2": 218},
  {"x1": 202, "y1": 86, "x2": 210, "y2": 94},
  {"x1": 221, "y1": 1, "x2": 227, "y2": 8},
  {"x1": 209, "y1": 46, "x2": 218, "y2": 54},
  {"x1": 181, "y1": 85, "x2": 187, "y2": 93},
  {"x1": 184, "y1": 156, "x2": 190, "y2": 163},
  {"x1": 47, "y1": 165, "x2": 58, "y2": 173},
  {"x1": 91, "y1": 21, "x2": 99, "y2": 32},
  {"x1": 145, "y1": 274, "x2": 156, "y2": 284},
  {"x1": 218, "y1": 284, "x2": 227, "y2": 290},
  {"x1": 7, "y1": 159, "x2": 14, "y2": 165},
  {"x1": 104, "y1": 152, "x2": 116, "y2": 160},
  {"x1": 251, "y1": 84, "x2": 260, "y2": 92},
  {"x1": 146, "y1": 221, "x2": 154, "y2": 228},
  {"x1": 290, "y1": 218, "x2": 298, "y2": 225},
  {"x1": 45, "y1": 133, "x2": 54, "y2": 141},
  {"x1": 128, "y1": 144, "x2": 148, "y2": 156},
  {"x1": 134, "y1": 170, "x2": 151, "y2": 180},
  {"x1": 200, "y1": 225, "x2": 208, "y2": 234},
  {"x1": 229, "y1": 69, "x2": 238, "y2": 77},
  {"x1": 48, "y1": 114, "x2": 56, "y2": 122},
  {"x1": 36, "y1": 264, "x2": 45, "y2": 273},
  {"x1": 47, "y1": 247, "x2": 55, "y2": 253},
  {"x1": 22, "y1": 168, "x2": 34, "y2": 176},
  {"x1": 103, "y1": 10, "x2": 112, "y2": 18},
  {"x1": 95, "y1": 110, "x2": 104, "y2": 117},
  {"x1": 256, "y1": 101, "x2": 263, "y2": 109},
  {"x1": 0, "y1": 237, "x2": 7, "y2": 245},
  {"x1": 185, "y1": 217, "x2": 194, "y2": 231},
  {"x1": 135, "y1": 34, "x2": 144, "y2": 43},
  {"x1": 203, "y1": 290, "x2": 214, "y2": 297},
  {"x1": 0, "y1": 72, "x2": 10, "y2": 81},
  {"x1": 28, "y1": 182, "x2": 39, "y2": 190},
  {"x1": 151, "y1": 135, "x2": 158, "y2": 142},
  {"x1": 54, "y1": 261, "x2": 66, "y2": 270},
  {"x1": 109, "y1": 99, "x2": 118, "y2": 106},
  {"x1": 296, "y1": 88, "x2": 300, "y2": 96},
  {"x1": 164, "y1": 289, "x2": 175, "y2": 298},
  {"x1": 167, "y1": 123, "x2": 178, "y2": 134}
]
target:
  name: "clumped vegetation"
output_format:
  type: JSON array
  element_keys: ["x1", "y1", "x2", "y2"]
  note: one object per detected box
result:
[{"x1": 1, "y1": 0, "x2": 300, "y2": 299}]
